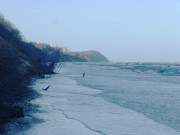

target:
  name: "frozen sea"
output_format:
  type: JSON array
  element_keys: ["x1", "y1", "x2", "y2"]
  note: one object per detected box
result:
[{"x1": 23, "y1": 62, "x2": 180, "y2": 135}]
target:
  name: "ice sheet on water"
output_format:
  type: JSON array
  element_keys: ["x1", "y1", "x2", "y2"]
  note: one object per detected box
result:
[
  {"x1": 61, "y1": 62, "x2": 180, "y2": 132},
  {"x1": 23, "y1": 71, "x2": 180, "y2": 135}
]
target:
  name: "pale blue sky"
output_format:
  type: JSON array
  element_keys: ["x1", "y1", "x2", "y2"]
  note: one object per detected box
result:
[{"x1": 0, "y1": 0, "x2": 180, "y2": 62}]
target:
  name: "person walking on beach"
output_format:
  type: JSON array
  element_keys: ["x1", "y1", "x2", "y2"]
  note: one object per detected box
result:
[{"x1": 83, "y1": 72, "x2": 85, "y2": 78}]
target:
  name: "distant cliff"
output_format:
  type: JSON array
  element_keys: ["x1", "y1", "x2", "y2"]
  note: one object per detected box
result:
[{"x1": 65, "y1": 51, "x2": 109, "y2": 62}]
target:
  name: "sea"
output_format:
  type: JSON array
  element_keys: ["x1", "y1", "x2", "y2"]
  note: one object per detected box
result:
[{"x1": 22, "y1": 62, "x2": 180, "y2": 135}]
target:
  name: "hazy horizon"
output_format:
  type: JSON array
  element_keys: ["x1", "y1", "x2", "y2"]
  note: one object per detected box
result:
[{"x1": 0, "y1": 0, "x2": 180, "y2": 62}]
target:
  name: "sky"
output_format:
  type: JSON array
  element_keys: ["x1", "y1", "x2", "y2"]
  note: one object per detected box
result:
[{"x1": 0, "y1": 0, "x2": 180, "y2": 62}]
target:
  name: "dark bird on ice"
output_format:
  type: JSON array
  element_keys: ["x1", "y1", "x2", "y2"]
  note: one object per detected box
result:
[
  {"x1": 42, "y1": 85, "x2": 50, "y2": 91},
  {"x1": 83, "y1": 72, "x2": 85, "y2": 78}
]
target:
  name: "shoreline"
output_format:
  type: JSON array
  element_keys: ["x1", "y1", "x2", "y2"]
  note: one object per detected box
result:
[{"x1": 20, "y1": 72, "x2": 180, "y2": 135}]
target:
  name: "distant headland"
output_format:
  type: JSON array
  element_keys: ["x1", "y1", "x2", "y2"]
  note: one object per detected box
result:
[{"x1": 64, "y1": 50, "x2": 109, "y2": 62}]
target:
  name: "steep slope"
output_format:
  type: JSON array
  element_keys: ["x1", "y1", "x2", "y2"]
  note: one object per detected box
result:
[{"x1": 0, "y1": 14, "x2": 62, "y2": 133}]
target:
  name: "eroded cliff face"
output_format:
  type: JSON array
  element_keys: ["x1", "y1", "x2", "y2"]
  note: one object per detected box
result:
[
  {"x1": 65, "y1": 50, "x2": 109, "y2": 62},
  {"x1": 0, "y1": 37, "x2": 33, "y2": 79}
]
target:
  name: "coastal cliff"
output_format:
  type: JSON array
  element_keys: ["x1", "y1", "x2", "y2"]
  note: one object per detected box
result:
[{"x1": 0, "y1": 14, "x2": 109, "y2": 133}]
